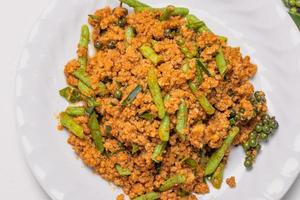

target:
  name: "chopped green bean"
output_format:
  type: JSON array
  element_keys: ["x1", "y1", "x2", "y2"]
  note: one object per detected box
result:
[
  {"x1": 196, "y1": 59, "x2": 211, "y2": 77},
  {"x1": 78, "y1": 25, "x2": 90, "y2": 69},
  {"x1": 188, "y1": 81, "x2": 198, "y2": 94},
  {"x1": 73, "y1": 68, "x2": 92, "y2": 88},
  {"x1": 133, "y1": 192, "x2": 160, "y2": 200},
  {"x1": 88, "y1": 14, "x2": 100, "y2": 21},
  {"x1": 195, "y1": 59, "x2": 204, "y2": 86},
  {"x1": 205, "y1": 127, "x2": 240, "y2": 176},
  {"x1": 78, "y1": 81, "x2": 94, "y2": 97},
  {"x1": 132, "y1": 144, "x2": 140, "y2": 154},
  {"x1": 105, "y1": 125, "x2": 112, "y2": 137},
  {"x1": 125, "y1": 26, "x2": 136, "y2": 47},
  {"x1": 216, "y1": 49, "x2": 227, "y2": 76},
  {"x1": 147, "y1": 67, "x2": 166, "y2": 119},
  {"x1": 115, "y1": 164, "x2": 131, "y2": 176},
  {"x1": 121, "y1": 85, "x2": 142, "y2": 106},
  {"x1": 97, "y1": 82, "x2": 109, "y2": 96},
  {"x1": 120, "y1": 0, "x2": 150, "y2": 8},
  {"x1": 59, "y1": 87, "x2": 82, "y2": 103},
  {"x1": 175, "y1": 99, "x2": 188, "y2": 141},
  {"x1": 218, "y1": 36, "x2": 228, "y2": 43},
  {"x1": 198, "y1": 95, "x2": 215, "y2": 115},
  {"x1": 171, "y1": 7, "x2": 189, "y2": 17},
  {"x1": 181, "y1": 62, "x2": 190, "y2": 73},
  {"x1": 211, "y1": 162, "x2": 225, "y2": 189},
  {"x1": 65, "y1": 106, "x2": 86, "y2": 116},
  {"x1": 60, "y1": 112, "x2": 84, "y2": 139},
  {"x1": 139, "y1": 44, "x2": 163, "y2": 65},
  {"x1": 160, "y1": 6, "x2": 175, "y2": 21},
  {"x1": 184, "y1": 158, "x2": 197, "y2": 169},
  {"x1": 88, "y1": 112, "x2": 104, "y2": 153},
  {"x1": 159, "y1": 175, "x2": 186, "y2": 192},
  {"x1": 159, "y1": 114, "x2": 170, "y2": 142},
  {"x1": 140, "y1": 112, "x2": 155, "y2": 121},
  {"x1": 152, "y1": 142, "x2": 167, "y2": 163}
]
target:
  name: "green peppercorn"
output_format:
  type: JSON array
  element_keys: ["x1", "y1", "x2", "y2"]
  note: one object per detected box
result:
[
  {"x1": 244, "y1": 159, "x2": 253, "y2": 168},
  {"x1": 270, "y1": 119, "x2": 279, "y2": 130},
  {"x1": 289, "y1": 0, "x2": 296, "y2": 6},
  {"x1": 108, "y1": 40, "x2": 117, "y2": 49},
  {"x1": 117, "y1": 18, "x2": 126, "y2": 27},
  {"x1": 249, "y1": 138, "x2": 257, "y2": 148},
  {"x1": 243, "y1": 142, "x2": 251, "y2": 151},
  {"x1": 250, "y1": 131, "x2": 257, "y2": 138},
  {"x1": 94, "y1": 41, "x2": 104, "y2": 50},
  {"x1": 114, "y1": 90, "x2": 123, "y2": 100},
  {"x1": 262, "y1": 125, "x2": 271, "y2": 134},
  {"x1": 256, "y1": 144, "x2": 261, "y2": 152},
  {"x1": 260, "y1": 133, "x2": 268, "y2": 141},
  {"x1": 255, "y1": 124, "x2": 263, "y2": 133}
]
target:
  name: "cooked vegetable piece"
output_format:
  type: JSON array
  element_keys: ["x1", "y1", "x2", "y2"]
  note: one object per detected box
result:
[
  {"x1": 120, "y1": 0, "x2": 150, "y2": 8},
  {"x1": 198, "y1": 95, "x2": 215, "y2": 115},
  {"x1": 184, "y1": 158, "x2": 197, "y2": 169},
  {"x1": 60, "y1": 112, "x2": 84, "y2": 139},
  {"x1": 159, "y1": 175, "x2": 186, "y2": 192},
  {"x1": 132, "y1": 144, "x2": 140, "y2": 154},
  {"x1": 121, "y1": 85, "x2": 143, "y2": 106},
  {"x1": 97, "y1": 82, "x2": 109, "y2": 96},
  {"x1": 125, "y1": 26, "x2": 135, "y2": 47},
  {"x1": 115, "y1": 164, "x2": 131, "y2": 176},
  {"x1": 133, "y1": 192, "x2": 160, "y2": 200},
  {"x1": 205, "y1": 127, "x2": 240, "y2": 176},
  {"x1": 139, "y1": 44, "x2": 163, "y2": 65},
  {"x1": 211, "y1": 162, "x2": 225, "y2": 189},
  {"x1": 160, "y1": 6, "x2": 175, "y2": 21},
  {"x1": 196, "y1": 59, "x2": 211, "y2": 77},
  {"x1": 159, "y1": 114, "x2": 170, "y2": 142},
  {"x1": 152, "y1": 142, "x2": 167, "y2": 163},
  {"x1": 216, "y1": 49, "x2": 227, "y2": 76},
  {"x1": 147, "y1": 67, "x2": 166, "y2": 119},
  {"x1": 73, "y1": 68, "x2": 92, "y2": 88},
  {"x1": 59, "y1": 87, "x2": 82, "y2": 103},
  {"x1": 65, "y1": 106, "x2": 86, "y2": 116},
  {"x1": 140, "y1": 112, "x2": 155, "y2": 121},
  {"x1": 78, "y1": 81, "x2": 94, "y2": 97},
  {"x1": 88, "y1": 112, "x2": 104, "y2": 153},
  {"x1": 175, "y1": 99, "x2": 188, "y2": 141},
  {"x1": 78, "y1": 25, "x2": 90, "y2": 69}
]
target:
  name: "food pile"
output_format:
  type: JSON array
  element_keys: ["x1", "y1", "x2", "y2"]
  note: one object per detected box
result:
[{"x1": 58, "y1": 0, "x2": 278, "y2": 199}]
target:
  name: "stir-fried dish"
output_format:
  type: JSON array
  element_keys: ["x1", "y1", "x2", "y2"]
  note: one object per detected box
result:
[{"x1": 58, "y1": 0, "x2": 279, "y2": 199}]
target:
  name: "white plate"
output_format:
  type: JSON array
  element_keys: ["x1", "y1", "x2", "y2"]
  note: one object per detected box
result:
[{"x1": 15, "y1": 0, "x2": 300, "y2": 199}]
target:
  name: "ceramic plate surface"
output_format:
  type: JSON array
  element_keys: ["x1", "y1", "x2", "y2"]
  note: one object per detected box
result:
[{"x1": 16, "y1": 0, "x2": 300, "y2": 199}]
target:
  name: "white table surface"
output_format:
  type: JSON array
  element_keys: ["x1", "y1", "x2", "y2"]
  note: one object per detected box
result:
[{"x1": 0, "y1": 0, "x2": 299, "y2": 199}]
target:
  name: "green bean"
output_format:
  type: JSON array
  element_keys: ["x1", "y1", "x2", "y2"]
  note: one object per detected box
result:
[
  {"x1": 159, "y1": 175, "x2": 186, "y2": 192},
  {"x1": 78, "y1": 25, "x2": 90, "y2": 69},
  {"x1": 88, "y1": 14, "x2": 100, "y2": 21},
  {"x1": 195, "y1": 59, "x2": 204, "y2": 86},
  {"x1": 198, "y1": 95, "x2": 215, "y2": 115},
  {"x1": 134, "y1": 7, "x2": 154, "y2": 12},
  {"x1": 177, "y1": 189, "x2": 190, "y2": 197},
  {"x1": 205, "y1": 127, "x2": 240, "y2": 176},
  {"x1": 218, "y1": 36, "x2": 228, "y2": 43},
  {"x1": 115, "y1": 164, "x2": 131, "y2": 176},
  {"x1": 159, "y1": 114, "x2": 170, "y2": 142},
  {"x1": 121, "y1": 85, "x2": 143, "y2": 106},
  {"x1": 133, "y1": 192, "x2": 160, "y2": 200},
  {"x1": 196, "y1": 59, "x2": 211, "y2": 77},
  {"x1": 120, "y1": 0, "x2": 150, "y2": 8},
  {"x1": 94, "y1": 82, "x2": 107, "y2": 96},
  {"x1": 125, "y1": 26, "x2": 135, "y2": 47},
  {"x1": 78, "y1": 81, "x2": 94, "y2": 97},
  {"x1": 185, "y1": 14, "x2": 211, "y2": 33},
  {"x1": 163, "y1": 94, "x2": 171, "y2": 104},
  {"x1": 132, "y1": 144, "x2": 140, "y2": 154},
  {"x1": 59, "y1": 87, "x2": 82, "y2": 103},
  {"x1": 211, "y1": 162, "x2": 225, "y2": 189},
  {"x1": 147, "y1": 67, "x2": 166, "y2": 119},
  {"x1": 181, "y1": 62, "x2": 190, "y2": 73},
  {"x1": 65, "y1": 106, "x2": 86, "y2": 116},
  {"x1": 175, "y1": 100, "x2": 188, "y2": 141},
  {"x1": 184, "y1": 158, "x2": 197, "y2": 169},
  {"x1": 171, "y1": 7, "x2": 189, "y2": 17},
  {"x1": 216, "y1": 49, "x2": 227, "y2": 76},
  {"x1": 181, "y1": 46, "x2": 193, "y2": 59},
  {"x1": 160, "y1": 6, "x2": 175, "y2": 21},
  {"x1": 88, "y1": 112, "x2": 104, "y2": 153},
  {"x1": 73, "y1": 68, "x2": 92, "y2": 88},
  {"x1": 140, "y1": 112, "x2": 155, "y2": 121},
  {"x1": 60, "y1": 112, "x2": 84, "y2": 139},
  {"x1": 105, "y1": 125, "x2": 112, "y2": 137},
  {"x1": 188, "y1": 81, "x2": 198, "y2": 94},
  {"x1": 139, "y1": 44, "x2": 163, "y2": 65},
  {"x1": 152, "y1": 142, "x2": 167, "y2": 163}
]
